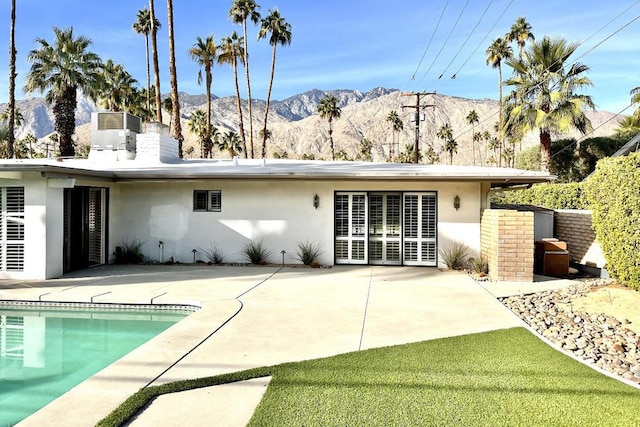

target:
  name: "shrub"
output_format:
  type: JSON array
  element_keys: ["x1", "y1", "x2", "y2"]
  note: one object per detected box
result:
[
  {"x1": 515, "y1": 136, "x2": 627, "y2": 182},
  {"x1": 468, "y1": 255, "x2": 489, "y2": 275},
  {"x1": 198, "y1": 244, "x2": 225, "y2": 264},
  {"x1": 294, "y1": 240, "x2": 322, "y2": 265},
  {"x1": 584, "y1": 152, "x2": 640, "y2": 291},
  {"x1": 439, "y1": 241, "x2": 470, "y2": 270},
  {"x1": 242, "y1": 239, "x2": 273, "y2": 265},
  {"x1": 114, "y1": 239, "x2": 145, "y2": 264},
  {"x1": 492, "y1": 182, "x2": 588, "y2": 210}
]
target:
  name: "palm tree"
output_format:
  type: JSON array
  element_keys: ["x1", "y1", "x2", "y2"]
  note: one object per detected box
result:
[
  {"x1": 482, "y1": 130, "x2": 492, "y2": 165},
  {"x1": 229, "y1": 0, "x2": 261, "y2": 159},
  {"x1": 436, "y1": 123, "x2": 453, "y2": 148},
  {"x1": 188, "y1": 35, "x2": 217, "y2": 152},
  {"x1": 631, "y1": 86, "x2": 640, "y2": 121},
  {"x1": 437, "y1": 123, "x2": 455, "y2": 165},
  {"x1": 466, "y1": 110, "x2": 479, "y2": 165},
  {"x1": 317, "y1": 94, "x2": 341, "y2": 161},
  {"x1": 386, "y1": 110, "x2": 403, "y2": 160},
  {"x1": 487, "y1": 137, "x2": 499, "y2": 165},
  {"x1": 258, "y1": 8, "x2": 292, "y2": 158},
  {"x1": 166, "y1": 0, "x2": 183, "y2": 157},
  {"x1": 444, "y1": 138, "x2": 458, "y2": 165},
  {"x1": 162, "y1": 96, "x2": 172, "y2": 128},
  {"x1": 0, "y1": 108, "x2": 23, "y2": 127},
  {"x1": 7, "y1": 0, "x2": 16, "y2": 158},
  {"x1": 473, "y1": 131, "x2": 483, "y2": 166},
  {"x1": 259, "y1": 128, "x2": 272, "y2": 150},
  {"x1": 504, "y1": 36, "x2": 595, "y2": 172},
  {"x1": 188, "y1": 109, "x2": 213, "y2": 158},
  {"x1": 506, "y1": 17, "x2": 534, "y2": 59},
  {"x1": 218, "y1": 32, "x2": 247, "y2": 158},
  {"x1": 132, "y1": 8, "x2": 160, "y2": 116},
  {"x1": 99, "y1": 60, "x2": 138, "y2": 112},
  {"x1": 486, "y1": 37, "x2": 513, "y2": 166},
  {"x1": 615, "y1": 115, "x2": 640, "y2": 138},
  {"x1": 219, "y1": 130, "x2": 243, "y2": 158},
  {"x1": 357, "y1": 138, "x2": 373, "y2": 162},
  {"x1": 24, "y1": 27, "x2": 102, "y2": 157},
  {"x1": 148, "y1": 0, "x2": 162, "y2": 123}
]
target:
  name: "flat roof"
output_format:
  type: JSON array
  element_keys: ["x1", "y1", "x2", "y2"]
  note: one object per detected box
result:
[{"x1": 0, "y1": 157, "x2": 555, "y2": 186}]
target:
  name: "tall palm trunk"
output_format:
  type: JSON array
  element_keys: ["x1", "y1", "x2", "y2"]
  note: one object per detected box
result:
[
  {"x1": 329, "y1": 118, "x2": 335, "y2": 161},
  {"x1": 7, "y1": 0, "x2": 16, "y2": 158},
  {"x1": 540, "y1": 130, "x2": 552, "y2": 173},
  {"x1": 261, "y1": 43, "x2": 277, "y2": 158},
  {"x1": 205, "y1": 64, "x2": 212, "y2": 141},
  {"x1": 149, "y1": 0, "x2": 162, "y2": 122},
  {"x1": 54, "y1": 87, "x2": 78, "y2": 157},
  {"x1": 232, "y1": 56, "x2": 248, "y2": 158},
  {"x1": 242, "y1": 19, "x2": 254, "y2": 158},
  {"x1": 166, "y1": 0, "x2": 183, "y2": 156},
  {"x1": 471, "y1": 124, "x2": 476, "y2": 166},
  {"x1": 497, "y1": 63, "x2": 503, "y2": 167},
  {"x1": 144, "y1": 32, "x2": 151, "y2": 114}
]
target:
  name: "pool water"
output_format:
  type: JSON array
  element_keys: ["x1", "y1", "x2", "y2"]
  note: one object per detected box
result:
[{"x1": 0, "y1": 305, "x2": 190, "y2": 426}]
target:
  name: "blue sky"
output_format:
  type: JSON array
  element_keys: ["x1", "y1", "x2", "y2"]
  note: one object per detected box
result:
[{"x1": 0, "y1": 0, "x2": 638, "y2": 113}]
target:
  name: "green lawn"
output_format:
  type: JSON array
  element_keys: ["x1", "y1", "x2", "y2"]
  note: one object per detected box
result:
[{"x1": 99, "y1": 328, "x2": 640, "y2": 427}]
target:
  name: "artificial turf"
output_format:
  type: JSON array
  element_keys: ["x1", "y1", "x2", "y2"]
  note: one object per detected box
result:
[
  {"x1": 248, "y1": 328, "x2": 640, "y2": 426},
  {"x1": 98, "y1": 327, "x2": 640, "y2": 426}
]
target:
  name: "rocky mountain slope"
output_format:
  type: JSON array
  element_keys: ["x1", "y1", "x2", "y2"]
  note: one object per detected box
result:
[{"x1": 3, "y1": 87, "x2": 622, "y2": 164}]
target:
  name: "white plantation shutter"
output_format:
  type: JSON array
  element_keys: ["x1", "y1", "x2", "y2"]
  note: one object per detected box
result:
[
  {"x1": 1, "y1": 187, "x2": 25, "y2": 271},
  {"x1": 88, "y1": 189, "x2": 104, "y2": 265},
  {"x1": 335, "y1": 193, "x2": 368, "y2": 264},
  {"x1": 368, "y1": 194, "x2": 402, "y2": 265},
  {"x1": 0, "y1": 315, "x2": 24, "y2": 369},
  {"x1": 403, "y1": 192, "x2": 437, "y2": 266}
]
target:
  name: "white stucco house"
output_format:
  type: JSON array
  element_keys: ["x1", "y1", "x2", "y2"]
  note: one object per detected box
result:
[{"x1": 0, "y1": 113, "x2": 553, "y2": 279}]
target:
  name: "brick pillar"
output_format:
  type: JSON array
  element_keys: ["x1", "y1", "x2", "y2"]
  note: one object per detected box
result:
[{"x1": 481, "y1": 209, "x2": 534, "y2": 282}]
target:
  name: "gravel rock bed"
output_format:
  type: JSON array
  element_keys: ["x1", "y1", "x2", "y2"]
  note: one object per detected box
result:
[{"x1": 499, "y1": 279, "x2": 640, "y2": 385}]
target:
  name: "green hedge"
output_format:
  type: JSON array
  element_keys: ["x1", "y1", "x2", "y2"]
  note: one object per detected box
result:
[
  {"x1": 492, "y1": 182, "x2": 589, "y2": 210},
  {"x1": 584, "y1": 152, "x2": 640, "y2": 291}
]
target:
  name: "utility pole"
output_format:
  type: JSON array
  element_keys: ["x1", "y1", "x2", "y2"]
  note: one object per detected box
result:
[{"x1": 402, "y1": 92, "x2": 435, "y2": 163}]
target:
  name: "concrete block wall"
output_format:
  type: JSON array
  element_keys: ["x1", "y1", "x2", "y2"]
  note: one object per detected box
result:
[
  {"x1": 481, "y1": 209, "x2": 534, "y2": 282},
  {"x1": 135, "y1": 133, "x2": 179, "y2": 163},
  {"x1": 554, "y1": 209, "x2": 606, "y2": 268}
]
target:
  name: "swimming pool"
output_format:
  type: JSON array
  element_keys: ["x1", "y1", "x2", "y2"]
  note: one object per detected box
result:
[{"x1": 0, "y1": 303, "x2": 192, "y2": 426}]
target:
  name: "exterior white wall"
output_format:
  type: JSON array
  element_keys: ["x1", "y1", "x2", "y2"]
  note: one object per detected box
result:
[
  {"x1": 0, "y1": 173, "x2": 65, "y2": 280},
  {"x1": 112, "y1": 179, "x2": 482, "y2": 266},
  {"x1": 44, "y1": 183, "x2": 65, "y2": 279}
]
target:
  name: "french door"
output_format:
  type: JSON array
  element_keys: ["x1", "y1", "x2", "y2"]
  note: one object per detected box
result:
[
  {"x1": 403, "y1": 193, "x2": 437, "y2": 266},
  {"x1": 63, "y1": 187, "x2": 108, "y2": 273},
  {"x1": 335, "y1": 193, "x2": 368, "y2": 264},
  {"x1": 368, "y1": 194, "x2": 402, "y2": 265},
  {"x1": 335, "y1": 192, "x2": 437, "y2": 266}
]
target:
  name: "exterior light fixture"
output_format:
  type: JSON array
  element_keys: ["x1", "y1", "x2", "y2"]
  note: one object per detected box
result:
[
  {"x1": 454, "y1": 195, "x2": 460, "y2": 211},
  {"x1": 313, "y1": 194, "x2": 320, "y2": 209}
]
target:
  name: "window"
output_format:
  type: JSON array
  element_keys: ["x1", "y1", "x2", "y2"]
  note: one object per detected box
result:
[
  {"x1": 193, "y1": 190, "x2": 221, "y2": 212},
  {"x1": 1, "y1": 187, "x2": 25, "y2": 271}
]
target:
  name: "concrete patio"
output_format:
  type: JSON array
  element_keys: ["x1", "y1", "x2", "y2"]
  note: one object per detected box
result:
[{"x1": 0, "y1": 265, "x2": 572, "y2": 426}]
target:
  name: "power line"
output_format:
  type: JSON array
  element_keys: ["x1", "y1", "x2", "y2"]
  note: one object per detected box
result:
[
  {"x1": 435, "y1": 0, "x2": 497, "y2": 82},
  {"x1": 415, "y1": 0, "x2": 471, "y2": 88},
  {"x1": 406, "y1": 0, "x2": 450, "y2": 91},
  {"x1": 447, "y1": 0, "x2": 515, "y2": 82},
  {"x1": 449, "y1": 3, "x2": 640, "y2": 144}
]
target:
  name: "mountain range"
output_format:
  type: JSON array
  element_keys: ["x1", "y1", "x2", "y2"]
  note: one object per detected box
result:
[{"x1": 3, "y1": 87, "x2": 622, "y2": 164}]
